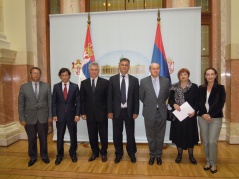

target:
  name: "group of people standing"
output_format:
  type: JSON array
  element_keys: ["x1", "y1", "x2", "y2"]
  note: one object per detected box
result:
[{"x1": 18, "y1": 58, "x2": 225, "y2": 174}]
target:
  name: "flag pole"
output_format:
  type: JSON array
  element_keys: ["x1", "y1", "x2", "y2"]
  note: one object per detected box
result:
[
  {"x1": 88, "y1": 12, "x2": 91, "y2": 25},
  {"x1": 81, "y1": 12, "x2": 92, "y2": 148},
  {"x1": 157, "y1": 9, "x2": 160, "y2": 22}
]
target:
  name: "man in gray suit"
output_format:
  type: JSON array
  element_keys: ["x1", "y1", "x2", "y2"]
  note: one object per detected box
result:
[
  {"x1": 18, "y1": 67, "x2": 52, "y2": 167},
  {"x1": 139, "y1": 63, "x2": 170, "y2": 165}
]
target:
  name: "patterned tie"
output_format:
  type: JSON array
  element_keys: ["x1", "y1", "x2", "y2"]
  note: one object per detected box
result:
[
  {"x1": 92, "y1": 79, "x2": 95, "y2": 93},
  {"x1": 121, "y1": 75, "x2": 126, "y2": 104},
  {"x1": 63, "y1": 84, "x2": 67, "y2": 100},
  {"x1": 34, "y1": 83, "x2": 38, "y2": 98}
]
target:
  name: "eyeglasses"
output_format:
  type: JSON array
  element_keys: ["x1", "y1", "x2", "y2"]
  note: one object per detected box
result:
[{"x1": 31, "y1": 72, "x2": 40, "y2": 75}]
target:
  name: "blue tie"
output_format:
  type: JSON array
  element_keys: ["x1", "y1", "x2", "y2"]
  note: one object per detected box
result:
[{"x1": 121, "y1": 75, "x2": 126, "y2": 104}]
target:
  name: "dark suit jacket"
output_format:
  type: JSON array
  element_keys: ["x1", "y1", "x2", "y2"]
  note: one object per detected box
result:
[
  {"x1": 80, "y1": 77, "x2": 109, "y2": 122},
  {"x1": 107, "y1": 74, "x2": 139, "y2": 119},
  {"x1": 197, "y1": 83, "x2": 226, "y2": 118},
  {"x1": 52, "y1": 82, "x2": 80, "y2": 122},
  {"x1": 18, "y1": 81, "x2": 52, "y2": 124},
  {"x1": 139, "y1": 76, "x2": 170, "y2": 121}
]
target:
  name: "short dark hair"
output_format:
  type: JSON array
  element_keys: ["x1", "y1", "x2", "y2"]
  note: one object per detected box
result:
[
  {"x1": 58, "y1": 68, "x2": 71, "y2": 76},
  {"x1": 204, "y1": 67, "x2": 218, "y2": 85},
  {"x1": 30, "y1": 67, "x2": 41, "y2": 74},
  {"x1": 177, "y1": 68, "x2": 190, "y2": 79},
  {"x1": 119, "y1": 58, "x2": 130, "y2": 64}
]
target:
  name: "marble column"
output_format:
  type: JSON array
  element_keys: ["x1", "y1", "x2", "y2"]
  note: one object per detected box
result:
[
  {"x1": 166, "y1": 0, "x2": 193, "y2": 8},
  {"x1": 60, "y1": 0, "x2": 82, "y2": 13},
  {"x1": 223, "y1": 0, "x2": 239, "y2": 144},
  {"x1": 0, "y1": 48, "x2": 20, "y2": 146},
  {"x1": 0, "y1": 0, "x2": 10, "y2": 49}
]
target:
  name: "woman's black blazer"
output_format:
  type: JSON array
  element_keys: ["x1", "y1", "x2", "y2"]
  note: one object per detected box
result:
[{"x1": 197, "y1": 84, "x2": 226, "y2": 118}]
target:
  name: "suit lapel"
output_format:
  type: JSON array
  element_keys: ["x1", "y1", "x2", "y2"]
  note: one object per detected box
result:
[
  {"x1": 95, "y1": 77, "x2": 101, "y2": 93},
  {"x1": 86, "y1": 78, "x2": 93, "y2": 94},
  {"x1": 58, "y1": 82, "x2": 65, "y2": 101},
  {"x1": 158, "y1": 77, "x2": 163, "y2": 99},
  {"x1": 67, "y1": 82, "x2": 74, "y2": 101},
  {"x1": 28, "y1": 82, "x2": 36, "y2": 99},
  {"x1": 116, "y1": 74, "x2": 120, "y2": 93},
  {"x1": 128, "y1": 75, "x2": 132, "y2": 95},
  {"x1": 201, "y1": 86, "x2": 207, "y2": 104}
]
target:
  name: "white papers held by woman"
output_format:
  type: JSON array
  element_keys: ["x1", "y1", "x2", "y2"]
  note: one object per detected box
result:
[{"x1": 172, "y1": 102, "x2": 194, "y2": 122}]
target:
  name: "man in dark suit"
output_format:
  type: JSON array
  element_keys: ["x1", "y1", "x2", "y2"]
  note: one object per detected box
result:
[
  {"x1": 18, "y1": 67, "x2": 52, "y2": 167},
  {"x1": 139, "y1": 63, "x2": 170, "y2": 165},
  {"x1": 107, "y1": 58, "x2": 139, "y2": 164},
  {"x1": 80, "y1": 62, "x2": 109, "y2": 162},
  {"x1": 52, "y1": 68, "x2": 80, "y2": 165}
]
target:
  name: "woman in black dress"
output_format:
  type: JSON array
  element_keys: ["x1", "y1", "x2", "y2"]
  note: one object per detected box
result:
[{"x1": 169, "y1": 68, "x2": 199, "y2": 164}]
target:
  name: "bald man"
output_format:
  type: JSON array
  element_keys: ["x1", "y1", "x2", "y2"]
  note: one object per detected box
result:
[{"x1": 139, "y1": 63, "x2": 170, "y2": 165}]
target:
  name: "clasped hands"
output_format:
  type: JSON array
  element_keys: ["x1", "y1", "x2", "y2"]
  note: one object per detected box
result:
[{"x1": 173, "y1": 104, "x2": 195, "y2": 118}]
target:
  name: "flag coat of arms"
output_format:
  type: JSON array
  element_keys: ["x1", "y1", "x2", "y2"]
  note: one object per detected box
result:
[{"x1": 78, "y1": 24, "x2": 95, "y2": 88}]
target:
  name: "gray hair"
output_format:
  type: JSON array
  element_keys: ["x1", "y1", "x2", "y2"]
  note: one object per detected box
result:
[
  {"x1": 149, "y1": 62, "x2": 160, "y2": 70},
  {"x1": 88, "y1": 62, "x2": 100, "y2": 70}
]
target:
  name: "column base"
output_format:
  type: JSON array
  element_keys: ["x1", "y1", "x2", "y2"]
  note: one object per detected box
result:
[
  {"x1": 226, "y1": 123, "x2": 239, "y2": 144},
  {"x1": 0, "y1": 122, "x2": 20, "y2": 146}
]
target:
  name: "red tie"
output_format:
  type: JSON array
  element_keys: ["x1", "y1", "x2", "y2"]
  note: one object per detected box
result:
[{"x1": 63, "y1": 84, "x2": 67, "y2": 100}]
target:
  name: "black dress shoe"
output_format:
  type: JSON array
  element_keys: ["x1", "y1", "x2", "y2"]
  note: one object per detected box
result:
[
  {"x1": 42, "y1": 158, "x2": 50, "y2": 164},
  {"x1": 28, "y1": 159, "x2": 37, "y2": 167},
  {"x1": 156, "y1": 157, "x2": 162, "y2": 165},
  {"x1": 71, "y1": 155, "x2": 78, "y2": 162},
  {"x1": 130, "y1": 155, "x2": 136, "y2": 163},
  {"x1": 114, "y1": 156, "x2": 122, "y2": 164},
  {"x1": 175, "y1": 155, "x2": 182, "y2": 163},
  {"x1": 88, "y1": 153, "x2": 99, "y2": 162},
  {"x1": 55, "y1": 157, "x2": 62, "y2": 165},
  {"x1": 210, "y1": 167, "x2": 217, "y2": 174},
  {"x1": 203, "y1": 165, "x2": 211, "y2": 170},
  {"x1": 148, "y1": 157, "x2": 155, "y2": 165},
  {"x1": 189, "y1": 156, "x2": 197, "y2": 165},
  {"x1": 101, "y1": 155, "x2": 107, "y2": 162}
]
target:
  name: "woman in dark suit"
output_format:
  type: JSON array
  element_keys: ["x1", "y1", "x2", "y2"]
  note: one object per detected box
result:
[
  {"x1": 198, "y1": 67, "x2": 226, "y2": 173},
  {"x1": 169, "y1": 68, "x2": 199, "y2": 165}
]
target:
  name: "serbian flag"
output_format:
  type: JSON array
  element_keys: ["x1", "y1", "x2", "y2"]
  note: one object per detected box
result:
[
  {"x1": 151, "y1": 20, "x2": 171, "y2": 84},
  {"x1": 78, "y1": 24, "x2": 95, "y2": 89}
]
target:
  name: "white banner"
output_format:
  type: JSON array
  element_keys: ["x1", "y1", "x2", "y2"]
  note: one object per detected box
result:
[{"x1": 50, "y1": 7, "x2": 201, "y2": 143}]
